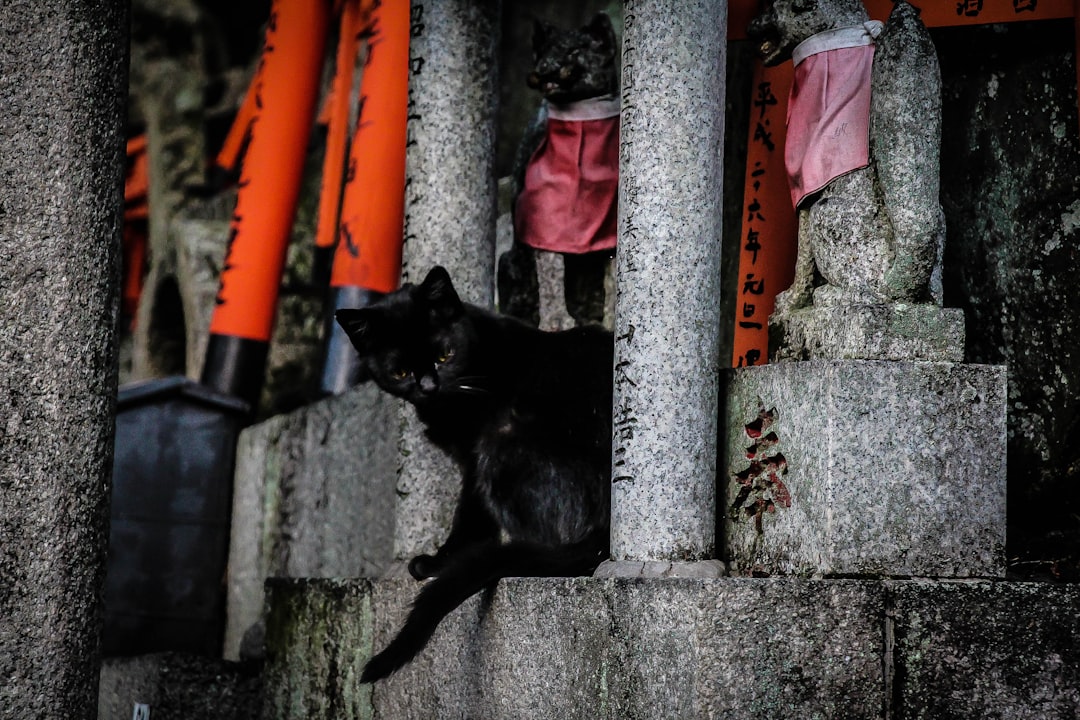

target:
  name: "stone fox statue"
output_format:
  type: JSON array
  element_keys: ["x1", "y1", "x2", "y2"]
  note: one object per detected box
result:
[
  {"x1": 748, "y1": 0, "x2": 946, "y2": 321},
  {"x1": 499, "y1": 13, "x2": 620, "y2": 331}
]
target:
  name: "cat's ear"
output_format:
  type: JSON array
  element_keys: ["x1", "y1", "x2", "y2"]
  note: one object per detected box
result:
[
  {"x1": 418, "y1": 265, "x2": 464, "y2": 322},
  {"x1": 335, "y1": 308, "x2": 377, "y2": 354},
  {"x1": 584, "y1": 13, "x2": 616, "y2": 52}
]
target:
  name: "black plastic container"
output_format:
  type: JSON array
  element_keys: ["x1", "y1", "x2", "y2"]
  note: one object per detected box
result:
[{"x1": 103, "y1": 376, "x2": 249, "y2": 656}]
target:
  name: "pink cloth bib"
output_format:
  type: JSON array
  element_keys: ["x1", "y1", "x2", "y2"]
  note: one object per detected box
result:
[
  {"x1": 515, "y1": 96, "x2": 620, "y2": 254},
  {"x1": 785, "y1": 22, "x2": 882, "y2": 208}
]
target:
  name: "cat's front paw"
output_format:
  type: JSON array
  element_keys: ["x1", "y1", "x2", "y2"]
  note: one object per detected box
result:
[{"x1": 408, "y1": 554, "x2": 442, "y2": 580}]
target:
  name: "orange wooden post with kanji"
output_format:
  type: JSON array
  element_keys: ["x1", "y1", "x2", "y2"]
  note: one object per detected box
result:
[
  {"x1": 201, "y1": 0, "x2": 331, "y2": 408},
  {"x1": 312, "y1": 0, "x2": 366, "y2": 288},
  {"x1": 319, "y1": 0, "x2": 410, "y2": 395},
  {"x1": 729, "y1": 0, "x2": 1079, "y2": 368}
]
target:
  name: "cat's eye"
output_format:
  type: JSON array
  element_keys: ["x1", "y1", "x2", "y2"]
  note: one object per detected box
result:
[
  {"x1": 436, "y1": 348, "x2": 454, "y2": 364},
  {"x1": 391, "y1": 368, "x2": 409, "y2": 380}
]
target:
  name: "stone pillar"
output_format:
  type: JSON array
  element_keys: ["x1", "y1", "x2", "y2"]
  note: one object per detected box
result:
[
  {"x1": 393, "y1": 0, "x2": 500, "y2": 564},
  {"x1": 599, "y1": 0, "x2": 726, "y2": 577},
  {"x1": 0, "y1": 0, "x2": 127, "y2": 716}
]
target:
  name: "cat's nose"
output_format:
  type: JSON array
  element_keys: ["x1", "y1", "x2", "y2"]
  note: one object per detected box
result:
[{"x1": 418, "y1": 374, "x2": 438, "y2": 394}]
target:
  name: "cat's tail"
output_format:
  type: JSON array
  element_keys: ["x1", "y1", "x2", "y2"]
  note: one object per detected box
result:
[{"x1": 360, "y1": 537, "x2": 606, "y2": 683}]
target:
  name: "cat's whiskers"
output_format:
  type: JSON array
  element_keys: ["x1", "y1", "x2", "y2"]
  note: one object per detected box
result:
[{"x1": 446, "y1": 375, "x2": 491, "y2": 395}]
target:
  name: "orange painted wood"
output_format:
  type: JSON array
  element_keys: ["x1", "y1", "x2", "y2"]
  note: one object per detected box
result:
[
  {"x1": 865, "y1": 0, "x2": 1073, "y2": 25},
  {"x1": 213, "y1": 67, "x2": 260, "y2": 174},
  {"x1": 208, "y1": 0, "x2": 331, "y2": 341},
  {"x1": 728, "y1": 0, "x2": 1074, "y2": 38},
  {"x1": 731, "y1": 61, "x2": 797, "y2": 368},
  {"x1": 315, "y1": 0, "x2": 364, "y2": 251},
  {"x1": 330, "y1": 0, "x2": 409, "y2": 293}
]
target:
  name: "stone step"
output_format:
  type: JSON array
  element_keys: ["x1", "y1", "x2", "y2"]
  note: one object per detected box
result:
[
  {"x1": 98, "y1": 653, "x2": 262, "y2": 720},
  {"x1": 261, "y1": 576, "x2": 1079, "y2": 720}
]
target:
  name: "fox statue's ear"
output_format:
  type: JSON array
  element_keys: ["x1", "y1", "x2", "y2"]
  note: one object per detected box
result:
[
  {"x1": 418, "y1": 266, "x2": 464, "y2": 323},
  {"x1": 532, "y1": 17, "x2": 554, "y2": 55},
  {"x1": 584, "y1": 13, "x2": 615, "y2": 52}
]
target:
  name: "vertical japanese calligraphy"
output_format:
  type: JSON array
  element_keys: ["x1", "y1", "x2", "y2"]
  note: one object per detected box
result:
[{"x1": 731, "y1": 61, "x2": 797, "y2": 368}]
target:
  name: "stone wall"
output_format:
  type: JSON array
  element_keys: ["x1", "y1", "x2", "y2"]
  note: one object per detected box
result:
[
  {"x1": 262, "y1": 577, "x2": 1080, "y2": 720},
  {"x1": 934, "y1": 20, "x2": 1080, "y2": 575}
]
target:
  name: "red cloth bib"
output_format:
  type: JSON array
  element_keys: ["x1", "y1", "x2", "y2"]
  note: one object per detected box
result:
[
  {"x1": 785, "y1": 23, "x2": 882, "y2": 208},
  {"x1": 515, "y1": 96, "x2": 620, "y2": 254}
]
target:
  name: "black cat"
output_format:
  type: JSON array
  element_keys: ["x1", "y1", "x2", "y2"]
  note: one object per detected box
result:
[{"x1": 336, "y1": 266, "x2": 613, "y2": 682}]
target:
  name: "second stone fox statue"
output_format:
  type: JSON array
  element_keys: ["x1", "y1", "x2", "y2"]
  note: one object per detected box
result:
[{"x1": 748, "y1": 0, "x2": 947, "y2": 348}]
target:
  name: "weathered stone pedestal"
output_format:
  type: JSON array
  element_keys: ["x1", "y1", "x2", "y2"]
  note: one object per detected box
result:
[
  {"x1": 260, "y1": 577, "x2": 1080, "y2": 720},
  {"x1": 722, "y1": 359, "x2": 1006, "y2": 577},
  {"x1": 772, "y1": 303, "x2": 965, "y2": 362}
]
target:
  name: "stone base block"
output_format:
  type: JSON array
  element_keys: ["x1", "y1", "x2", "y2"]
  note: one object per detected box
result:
[
  {"x1": 722, "y1": 360, "x2": 1006, "y2": 577},
  {"x1": 891, "y1": 581, "x2": 1080, "y2": 720},
  {"x1": 223, "y1": 385, "x2": 400, "y2": 661},
  {"x1": 262, "y1": 577, "x2": 1080, "y2": 720},
  {"x1": 772, "y1": 303, "x2": 965, "y2": 361},
  {"x1": 98, "y1": 653, "x2": 262, "y2": 720},
  {"x1": 263, "y1": 577, "x2": 885, "y2": 719}
]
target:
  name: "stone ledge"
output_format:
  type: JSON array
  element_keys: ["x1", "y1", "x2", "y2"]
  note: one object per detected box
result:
[
  {"x1": 772, "y1": 303, "x2": 965, "y2": 362},
  {"x1": 263, "y1": 577, "x2": 885, "y2": 719},
  {"x1": 98, "y1": 653, "x2": 262, "y2": 720},
  {"x1": 223, "y1": 385, "x2": 400, "y2": 661},
  {"x1": 889, "y1": 580, "x2": 1080, "y2": 720},
  {"x1": 262, "y1": 577, "x2": 1079, "y2": 720}
]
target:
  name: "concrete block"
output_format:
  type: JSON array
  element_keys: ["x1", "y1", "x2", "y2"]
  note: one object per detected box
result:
[
  {"x1": 613, "y1": 579, "x2": 884, "y2": 719},
  {"x1": 262, "y1": 577, "x2": 886, "y2": 719},
  {"x1": 98, "y1": 653, "x2": 262, "y2": 720},
  {"x1": 223, "y1": 385, "x2": 399, "y2": 660},
  {"x1": 891, "y1": 581, "x2": 1080, "y2": 720},
  {"x1": 722, "y1": 360, "x2": 1007, "y2": 577}
]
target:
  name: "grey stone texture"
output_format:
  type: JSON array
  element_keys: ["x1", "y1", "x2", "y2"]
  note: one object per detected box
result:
[
  {"x1": 722, "y1": 360, "x2": 1007, "y2": 577},
  {"x1": 934, "y1": 20, "x2": 1080, "y2": 571},
  {"x1": 98, "y1": 653, "x2": 262, "y2": 720},
  {"x1": 610, "y1": 0, "x2": 726, "y2": 563},
  {"x1": 263, "y1": 577, "x2": 885, "y2": 719},
  {"x1": 223, "y1": 385, "x2": 399, "y2": 661},
  {"x1": 890, "y1": 581, "x2": 1080, "y2": 720},
  {"x1": 0, "y1": 0, "x2": 127, "y2": 717},
  {"x1": 264, "y1": 578, "x2": 1080, "y2": 719},
  {"x1": 761, "y1": 1, "x2": 947, "y2": 357},
  {"x1": 394, "y1": 0, "x2": 501, "y2": 563},
  {"x1": 128, "y1": 0, "x2": 210, "y2": 381},
  {"x1": 772, "y1": 303, "x2": 965, "y2": 362}
]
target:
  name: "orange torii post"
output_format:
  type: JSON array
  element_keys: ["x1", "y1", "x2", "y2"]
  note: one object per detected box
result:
[
  {"x1": 730, "y1": 0, "x2": 1079, "y2": 368},
  {"x1": 201, "y1": 0, "x2": 331, "y2": 408},
  {"x1": 313, "y1": 0, "x2": 366, "y2": 288},
  {"x1": 320, "y1": 0, "x2": 410, "y2": 395},
  {"x1": 212, "y1": 67, "x2": 260, "y2": 181},
  {"x1": 123, "y1": 134, "x2": 149, "y2": 327}
]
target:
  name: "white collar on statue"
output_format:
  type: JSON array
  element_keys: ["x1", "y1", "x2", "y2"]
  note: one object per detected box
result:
[
  {"x1": 792, "y1": 21, "x2": 884, "y2": 66},
  {"x1": 547, "y1": 94, "x2": 621, "y2": 122}
]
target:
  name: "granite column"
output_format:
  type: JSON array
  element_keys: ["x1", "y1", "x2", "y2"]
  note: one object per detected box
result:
[
  {"x1": 599, "y1": 0, "x2": 727, "y2": 577},
  {"x1": 393, "y1": 0, "x2": 501, "y2": 564},
  {"x1": 0, "y1": 0, "x2": 127, "y2": 715}
]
